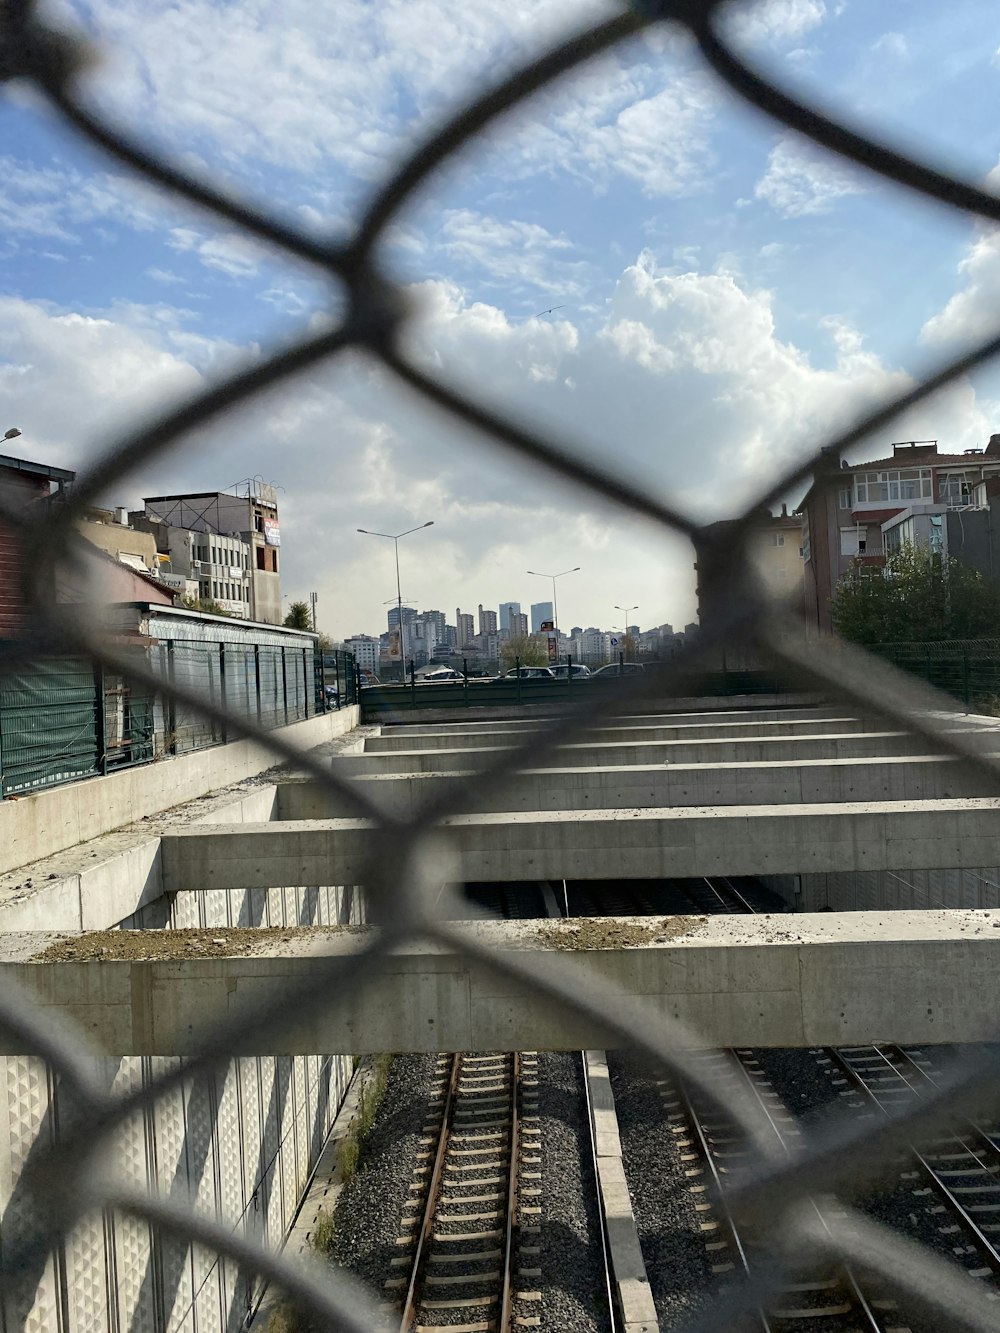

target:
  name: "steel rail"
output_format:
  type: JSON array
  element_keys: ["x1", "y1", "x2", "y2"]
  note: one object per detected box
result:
[
  {"x1": 728, "y1": 1051, "x2": 886, "y2": 1333},
  {"x1": 672, "y1": 1069, "x2": 773, "y2": 1333},
  {"x1": 398, "y1": 1053, "x2": 462, "y2": 1332},
  {"x1": 826, "y1": 1048, "x2": 1000, "y2": 1282}
]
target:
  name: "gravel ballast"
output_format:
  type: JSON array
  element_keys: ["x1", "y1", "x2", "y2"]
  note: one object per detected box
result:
[
  {"x1": 534, "y1": 1051, "x2": 611, "y2": 1333},
  {"x1": 331, "y1": 1053, "x2": 440, "y2": 1295},
  {"x1": 609, "y1": 1049, "x2": 716, "y2": 1326}
]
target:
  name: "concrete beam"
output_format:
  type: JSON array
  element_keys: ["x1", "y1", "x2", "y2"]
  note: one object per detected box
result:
[
  {"x1": 5, "y1": 911, "x2": 1000, "y2": 1054},
  {"x1": 333, "y1": 731, "x2": 934, "y2": 776},
  {"x1": 280, "y1": 754, "x2": 1000, "y2": 819},
  {"x1": 160, "y1": 798, "x2": 1000, "y2": 886},
  {"x1": 361, "y1": 716, "x2": 886, "y2": 752},
  {"x1": 387, "y1": 706, "x2": 847, "y2": 738}
]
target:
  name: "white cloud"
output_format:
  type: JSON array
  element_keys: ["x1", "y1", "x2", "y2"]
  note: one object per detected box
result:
[
  {"x1": 60, "y1": 0, "x2": 720, "y2": 203},
  {"x1": 754, "y1": 134, "x2": 870, "y2": 217},
  {"x1": 166, "y1": 227, "x2": 265, "y2": 279},
  {"x1": 920, "y1": 228, "x2": 1000, "y2": 346},
  {"x1": 3, "y1": 248, "x2": 994, "y2": 639},
  {"x1": 435, "y1": 210, "x2": 590, "y2": 296},
  {"x1": 871, "y1": 31, "x2": 908, "y2": 59},
  {"x1": 725, "y1": 0, "x2": 827, "y2": 45}
]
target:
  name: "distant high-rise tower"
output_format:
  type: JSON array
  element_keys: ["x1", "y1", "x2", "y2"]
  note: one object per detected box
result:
[
  {"x1": 456, "y1": 610, "x2": 475, "y2": 648},
  {"x1": 478, "y1": 604, "x2": 497, "y2": 636},
  {"x1": 498, "y1": 601, "x2": 520, "y2": 633},
  {"x1": 530, "y1": 601, "x2": 553, "y2": 633}
]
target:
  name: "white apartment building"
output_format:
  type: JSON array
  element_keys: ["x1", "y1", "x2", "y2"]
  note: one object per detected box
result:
[{"x1": 344, "y1": 634, "x2": 380, "y2": 675}]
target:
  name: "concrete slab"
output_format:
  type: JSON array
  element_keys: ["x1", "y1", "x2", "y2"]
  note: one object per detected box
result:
[
  {"x1": 160, "y1": 798, "x2": 1000, "y2": 886},
  {"x1": 332, "y1": 731, "x2": 938, "y2": 776},
  {"x1": 5, "y1": 911, "x2": 1000, "y2": 1053},
  {"x1": 278, "y1": 753, "x2": 1000, "y2": 820},
  {"x1": 0, "y1": 783, "x2": 278, "y2": 931}
]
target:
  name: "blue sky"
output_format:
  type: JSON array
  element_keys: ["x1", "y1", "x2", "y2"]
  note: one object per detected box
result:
[{"x1": 3, "y1": 0, "x2": 1000, "y2": 636}]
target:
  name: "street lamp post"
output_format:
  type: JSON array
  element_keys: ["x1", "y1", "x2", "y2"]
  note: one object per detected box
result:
[
  {"x1": 614, "y1": 604, "x2": 639, "y2": 667},
  {"x1": 358, "y1": 521, "x2": 434, "y2": 680},
  {"x1": 526, "y1": 566, "x2": 580, "y2": 635}
]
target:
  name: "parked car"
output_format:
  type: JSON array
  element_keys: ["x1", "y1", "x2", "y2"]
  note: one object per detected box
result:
[
  {"x1": 549, "y1": 662, "x2": 591, "y2": 679},
  {"x1": 421, "y1": 667, "x2": 463, "y2": 682},
  {"x1": 323, "y1": 684, "x2": 340, "y2": 704},
  {"x1": 593, "y1": 662, "x2": 645, "y2": 676},
  {"x1": 493, "y1": 666, "x2": 556, "y2": 681}
]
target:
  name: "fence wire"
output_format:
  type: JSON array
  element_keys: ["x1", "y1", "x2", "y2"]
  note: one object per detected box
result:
[{"x1": 4, "y1": 0, "x2": 1000, "y2": 1328}]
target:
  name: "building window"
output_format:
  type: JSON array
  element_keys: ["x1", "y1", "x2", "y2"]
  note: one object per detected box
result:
[
  {"x1": 930, "y1": 513, "x2": 944, "y2": 553},
  {"x1": 256, "y1": 547, "x2": 266, "y2": 570},
  {"x1": 838, "y1": 488, "x2": 850, "y2": 510},
  {"x1": 855, "y1": 468, "x2": 932, "y2": 503},
  {"x1": 769, "y1": 532, "x2": 785, "y2": 546},
  {"x1": 939, "y1": 474, "x2": 973, "y2": 507},
  {"x1": 840, "y1": 528, "x2": 866, "y2": 557}
]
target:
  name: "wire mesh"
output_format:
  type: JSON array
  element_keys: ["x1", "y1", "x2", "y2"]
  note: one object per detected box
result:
[{"x1": 4, "y1": 0, "x2": 1000, "y2": 1328}]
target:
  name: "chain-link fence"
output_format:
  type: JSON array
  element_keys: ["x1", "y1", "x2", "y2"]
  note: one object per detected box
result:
[{"x1": 6, "y1": 0, "x2": 1000, "y2": 1329}]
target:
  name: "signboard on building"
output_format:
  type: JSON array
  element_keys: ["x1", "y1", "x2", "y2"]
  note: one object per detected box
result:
[
  {"x1": 540, "y1": 619, "x2": 554, "y2": 632},
  {"x1": 263, "y1": 518, "x2": 281, "y2": 547},
  {"x1": 547, "y1": 637, "x2": 557, "y2": 661}
]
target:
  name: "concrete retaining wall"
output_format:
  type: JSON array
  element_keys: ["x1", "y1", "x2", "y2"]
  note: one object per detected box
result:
[
  {"x1": 2, "y1": 878, "x2": 364, "y2": 1333},
  {"x1": 0, "y1": 707, "x2": 365, "y2": 1333},
  {"x1": 0, "y1": 705, "x2": 359, "y2": 877},
  {"x1": 766, "y1": 865, "x2": 1000, "y2": 913}
]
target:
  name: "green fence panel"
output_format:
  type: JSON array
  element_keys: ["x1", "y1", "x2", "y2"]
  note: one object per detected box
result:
[{"x1": 0, "y1": 657, "x2": 100, "y2": 795}]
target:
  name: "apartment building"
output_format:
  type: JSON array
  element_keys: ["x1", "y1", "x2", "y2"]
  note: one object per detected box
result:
[
  {"x1": 134, "y1": 482, "x2": 282, "y2": 624},
  {"x1": 455, "y1": 610, "x2": 475, "y2": 648},
  {"x1": 799, "y1": 437, "x2": 1000, "y2": 634}
]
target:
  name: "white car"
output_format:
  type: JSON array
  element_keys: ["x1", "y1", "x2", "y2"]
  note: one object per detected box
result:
[{"x1": 421, "y1": 667, "x2": 463, "y2": 682}]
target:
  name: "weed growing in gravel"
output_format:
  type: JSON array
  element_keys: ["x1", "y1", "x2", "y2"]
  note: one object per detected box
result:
[
  {"x1": 336, "y1": 1054, "x2": 394, "y2": 1183},
  {"x1": 310, "y1": 1207, "x2": 336, "y2": 1256},
  {"x1": 266, "y1": 1304, "x2": 301, "y2": 1333}
]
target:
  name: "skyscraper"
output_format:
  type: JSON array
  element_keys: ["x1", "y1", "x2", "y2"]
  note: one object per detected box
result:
[
  {"x1": 456, "y1": 610, "x2": 475, "y2": 647},
  {"x1": 498, "y1": 601, "x2": 520, "y2": 633},
  {"x1": 530, "y1": 601, "x2": 553, "y2": 633},
  {"x1": 478, "y1": 604, "x2": 498, "y2": 636}
]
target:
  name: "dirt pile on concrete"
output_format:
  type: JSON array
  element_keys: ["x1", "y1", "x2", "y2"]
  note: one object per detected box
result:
[
  {"x1": 536, "y1": 915, "x2": 701, "y2": 951},
  {"x1": 33, "y1": 925, "x2": 365, "y2": 963}
]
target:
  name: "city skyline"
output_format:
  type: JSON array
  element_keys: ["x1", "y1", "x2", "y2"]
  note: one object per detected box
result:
[{"x1": 3, "y1": 5, "x2": 995, "y2": 640}]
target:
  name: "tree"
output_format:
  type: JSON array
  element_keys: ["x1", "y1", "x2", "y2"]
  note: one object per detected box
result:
[
  {"x1": 831, "y1": 543, "x2": 1000, "y2": 645},
  {"x1": 180, "y1": 593, "x2": 231, "y2": 617},
  {"x1": 283, "y1": 600, "x2": 313, "y2": 630},
  {"x1": 499, "y1": 633, "x2": 549, "y2": 670}
]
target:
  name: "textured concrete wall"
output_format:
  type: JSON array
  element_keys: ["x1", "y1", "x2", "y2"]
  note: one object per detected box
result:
[
  {"x1": 0, "y1": 881, "x2": 363, "y2": 1333},
  {"x1": 765, "y1": 865, "x2": 1000, "y2": 913}
]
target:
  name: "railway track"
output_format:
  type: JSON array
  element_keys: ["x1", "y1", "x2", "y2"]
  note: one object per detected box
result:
[
  {"x1": 662, "y1": 1048, "x2": 906, "y2": 1331},
  {"x1": 823, "y1": 1045, "x2": 1000, "y2": 1293},
  {"x1": 383, "y1": 1051, "x2": 538, "y2": 1332}
]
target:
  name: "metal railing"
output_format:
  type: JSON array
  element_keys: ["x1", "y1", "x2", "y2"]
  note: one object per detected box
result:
[{"x1": 4, "y1": 1, "x2": 1000, "y2": 1330}]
